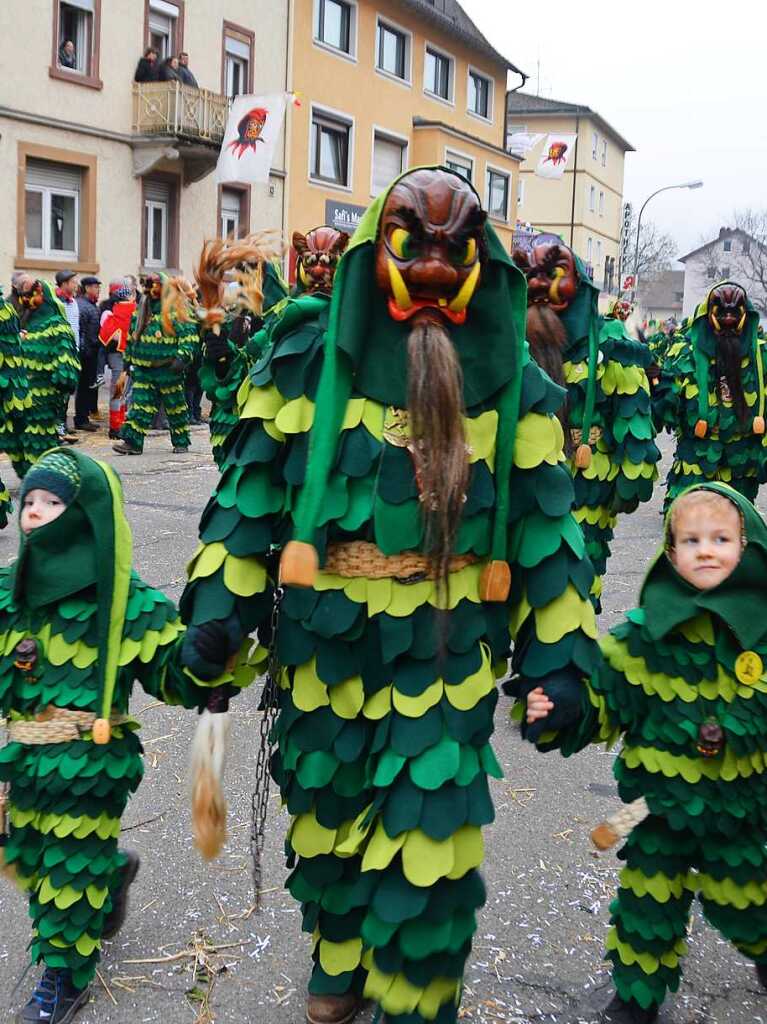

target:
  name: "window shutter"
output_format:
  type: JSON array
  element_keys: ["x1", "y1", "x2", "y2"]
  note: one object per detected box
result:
[
  {"x1": 373, "y1": 136, "x2": 404, "y2": 193},
  {"x1": 26, "y1": 159, "x2": 82, "y2": 193},
  {"x1": 63, "y1": 0, "x2": 95, "y2": 11},
  {"x1": 225, "y1": 36, "x2": 250, "y2": 59},
  {"x1": 144, "y1": 179, "x2": 171, "y2": 204},
  {"x1": 221, "y1": 189, "x2": 241, "y2": 216}
]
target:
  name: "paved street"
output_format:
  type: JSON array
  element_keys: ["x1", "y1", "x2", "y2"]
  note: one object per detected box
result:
[{"x1": 1, "y1": 425, "x2": 765, "y2": 1024}]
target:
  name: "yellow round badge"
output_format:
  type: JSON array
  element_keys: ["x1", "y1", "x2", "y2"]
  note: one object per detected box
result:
[{"x1": 735, "y1": 651, "x2": 764, "y2": 685}]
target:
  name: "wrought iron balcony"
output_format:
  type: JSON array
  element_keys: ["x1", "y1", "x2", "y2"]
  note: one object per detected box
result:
[{"x1": 131, "y1": 81, "x2": 229, "y2": 184}]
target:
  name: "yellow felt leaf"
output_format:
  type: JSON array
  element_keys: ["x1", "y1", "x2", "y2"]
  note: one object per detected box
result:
[
  {"x1": 75, "y1": 933, "x2": 101, "y2": 956},
  {"x1": 72, "y1": 642, "x2": 98, "y2": 669},
  {"x1": 118, "y1": 637, "x2": 142, "y2": 667},
  {"x1": 361, "y1": 400, "x2": 385, "y2": 440},
  {"x1": 292, "y1": 659, "x2": 329, "y2": 712},
  {"x1": 393, "y1": 679, "x2": 443, "y2": 718},
  {"x1": 335, "y1": 804, "x2": 375, "y2": 855},
  {"x1": 222, "y1": 554, "x2": 267, "y2": 597},
  {"x1": 46, "y1": 632, "x2": 78, "y2": 667},
  {"x1": 514, "y1": 413, "x2": 563, "y2": 469},
  {"x1": 535, "y1": 584, "x2": 597, "y2": 643},
  {"x1": 275, "y1": 396, "x2": 315, "y2": 434},
  {"x1": 363, "y1": 685, "x2": 392, "y2": 720},
  {"x1": 463, "y1": 410, "x2": 498, "y2": 468},
  {"x1": 447, "y1": 826, "x2": 484, "y2": 879},
  {"x1": 402, "y1": 830, "x2": 455, "y2": 887},
  {"x1": 366, "y1": 578, "x2": 393, "y2": 617},
  {"x1": 361, "y1": 821, "x2": 407, "y2": 871},
  {"x1": 445, "y1": 645, "x2": 493, "y2": 711},
  {"x1": 238, "y1": 382, "x2": 284, "y2": 422},
  {"x1": 319, "y1": 937, "x2": 363, "y2": 976},
  {"x1": 341, "y1": 399, "x2": 365, "y2": 430},
  {"x1": 387, "y1": 580, "x2": 432, "y2": 618},
  {"x1": 329, "y1": 676, "x2": 365, "y2": 719},
  {"x1": 418, "y1": 978, "x2": 461, "y2": 1019},
  {"x1": 366, "y1": 968, "x2": 421, "y2": 1015},
  {"x1": 290, "y1": 813, "x2": 336, "y2": 857},
  {"x1": 188, "y1": 542, "x2": 227, "y2": 580},
  {"x1": 85, "y1": 884, "x2": 108, "y2": 909}
]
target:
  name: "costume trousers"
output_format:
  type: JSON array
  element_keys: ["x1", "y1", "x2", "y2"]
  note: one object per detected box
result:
[
  {"x1": 106, "y1": 351, "x2": 128, "y2": 434},
  {"x1": 120, "y1": 367, "x2": 190, "y2": 452},
  {"x1": 274, "y1": 647, "x2": 498, "y2": 1024},
  {"x1": 74, "y1": 348, "x2": 98, "y2": 426},
  {"x1": 607, "y1": 814, "x2": 767, "y2": 1010},
  {"x1": 1, "y1": 734, "x2": 143, "y2": 989}
]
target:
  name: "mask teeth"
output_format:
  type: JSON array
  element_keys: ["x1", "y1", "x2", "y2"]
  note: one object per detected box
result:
[
  {"x1": 387, "y1": 259, "x2": 413, "y2": 311},
  {"x1": 448, "y1": 261, "x2": 480, "y2": 313}
]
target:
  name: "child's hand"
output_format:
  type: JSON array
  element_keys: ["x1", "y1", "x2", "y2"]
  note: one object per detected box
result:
[{"x1": 526, "y1": 687, "x2": 554, "y2": 724}]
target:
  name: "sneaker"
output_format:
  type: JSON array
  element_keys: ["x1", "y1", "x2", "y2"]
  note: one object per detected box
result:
[
  {"x1": 17, "y1": 967, "x2": 90, "y2": 1024},
  {"x1": 113, "y1": 441, "x2": 141, "y2": 456},
  {"x1": 89, "y1": 375, "x2": 105, "y2": 389},
  {"x1": 172, "y1": 446, "x2": 190, "y2": 454},
  {"x1": 601, "y1": 994, "x2": 659, "y2": 1024},
  {"x1": 102, "y1": 850, "x2": 140, "y2": 939},
  {"x1": 74, "y1": 422, "x2": 98, "y2": 432}
]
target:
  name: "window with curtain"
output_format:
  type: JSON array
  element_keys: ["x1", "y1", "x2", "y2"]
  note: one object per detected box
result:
[
  {"x1": 25, "y1": 160, "x2": 81, "y2": 260},
  {"x1": 591, "y1": 131, "x2": 598, "y2": 159},
  {"x1": 487, "y1": 170, "x2": 509, "y2": 221},
  {"x1": 599, "y1": 191, "x2": 605, "y2": 216},
  {"x1": 221, "y1": 189, "x2": 241, "y2": 238},
  {"x1": 424, "y1": 47, "x2": 452, "y2": 100},
  {"x1": 445, "y1": 152, "x2": 472, "y2": 182},
  {"x1": 468, "y1": 70, "x2": 491, "y2": 118},
  {"x1": 148, "y1": 0, "x2": 179, "y2": 59},
  {"x1": 372, "y1": 134, "x2": 406, "y2": 194},
  {"x1": 316, "y1": 0, "x2": 352, "y2": 54},
  {"x1": 376, "y1": 20, "x2": 407, "y2": 79},
  {"x1": 225, "y1": 34, "x2": 251, "y2": 98},
  {"x1": 58, "y1": 0, "x2": 94, "y2": 75},
  {"x1": 601, "y1": 139, "x2": 607, "y2": 167},
  {"x1": 311, "y1": 112, "x2": 351, "y2": 185}
]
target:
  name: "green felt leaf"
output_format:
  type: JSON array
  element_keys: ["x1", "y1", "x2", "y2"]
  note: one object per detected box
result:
[{"x1": 410, "y1": 735, "x2": 461, "y2": 790}]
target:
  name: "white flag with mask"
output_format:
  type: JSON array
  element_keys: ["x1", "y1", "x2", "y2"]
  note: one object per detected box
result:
[{"x1": 216, "y1": 92, "x2": 289, "y2": 185}]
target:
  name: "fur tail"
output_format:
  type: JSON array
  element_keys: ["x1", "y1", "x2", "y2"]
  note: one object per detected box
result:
[{"x1": 190, "y1": 710, "x2": 231, "y2": 860}]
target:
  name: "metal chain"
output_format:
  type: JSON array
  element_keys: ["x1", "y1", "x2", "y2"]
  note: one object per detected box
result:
[{"x1": 250, "y1": 584, "x2": 283, "y2": 909}]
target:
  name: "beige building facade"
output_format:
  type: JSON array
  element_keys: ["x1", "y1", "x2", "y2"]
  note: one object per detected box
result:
[
  {"x1": 0, "y1": 0, "x2": 289, "y2": 288},
  {"x1": 506, "y1": 93, "x2": 633, "y2": 293},
  {"x1": 285, "y1": 0, "x2": 523, "y2": 261}
]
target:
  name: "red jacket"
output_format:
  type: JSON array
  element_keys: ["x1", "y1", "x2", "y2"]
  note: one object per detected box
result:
[{"x1": 99, "y1": 301, "x2": 136, "y2": 353}]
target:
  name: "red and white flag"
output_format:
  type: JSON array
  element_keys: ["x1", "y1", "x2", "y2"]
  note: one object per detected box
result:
[
  {"x1": 534, "y1": 133, "x2": 577, "y2": 180},
  {"x1": 216, "y1": 92, "x2": 289, "y2": 185}
]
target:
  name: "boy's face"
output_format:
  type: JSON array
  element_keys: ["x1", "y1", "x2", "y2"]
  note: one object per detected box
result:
[
  {"x1": 669, "y1": 501, "x2": 742, "y2": 590},
  {"x1": 21, "y1": 489, "x2": 67, "y2": 535}
]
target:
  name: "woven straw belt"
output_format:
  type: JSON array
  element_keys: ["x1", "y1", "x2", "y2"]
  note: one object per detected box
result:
[
  {"x1": 570, "y1": 426, "x2": 603, "y2": 447},
  {"x1": 323, "y1": 541, "x2": 479, "y2": 581},
  {"x1": 6, "y1": 707, "x2": 130, "y2": 746}
]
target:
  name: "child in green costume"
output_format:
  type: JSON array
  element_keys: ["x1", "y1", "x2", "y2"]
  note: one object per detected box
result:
[
  {"x1": 525, "y1": 482, "x2": 767, "y2": 1023},
  {"x1": 0, "y1": 449, "x2": 245, "y2": 1024}
]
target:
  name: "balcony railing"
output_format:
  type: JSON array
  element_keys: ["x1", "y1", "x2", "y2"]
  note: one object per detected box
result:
[{"x1": 132, "y1": 82, "x2": 229, "y2": 145}]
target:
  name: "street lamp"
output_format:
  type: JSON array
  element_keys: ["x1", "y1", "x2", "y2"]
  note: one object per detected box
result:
[{"x1": 632, "y1": 180, "x2": 704, "y2": 300}]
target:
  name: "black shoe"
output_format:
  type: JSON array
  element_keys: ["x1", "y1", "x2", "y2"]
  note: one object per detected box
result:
[
  {"x1": 113, "y1": 441, "x2": 141, "y2": 455},
  {"x1": 74, "y1": 422, "x2": 98, "y2": 432},
  {"x1": 108, "y1": 429, "x2": 121, "y2": 439},
  {"x1": 601, "y1": 994, "x2": 659, "y2": 1024},
  {"x1": 172, "y1": 446, "x2": 190, "y2": 454},
  {"x1": 756, "y1": 962, "x2": 767, "y2": 989},
  {"x1": 89, "y1": 374, "x2": 105, "y2": 389},
  {"x1": 102, "y1": 850, "x2": 140, "y2": 939},
  {"x1": 17, "y1": 967, "x2": 90, "y2": 1024}
]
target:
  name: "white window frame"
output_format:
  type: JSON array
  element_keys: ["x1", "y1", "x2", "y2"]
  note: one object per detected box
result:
[
  {"x1": 588, "y1": 185, "x2": 596, "y2": 212},
  {"x1": 370, "y1": 126, "x2": 409, "y2": 197},
  {"x1": 148, "y1": 0, "x2": 178, "y2": 60},
  {"x1": 591, "y1": 131, "x2": 598, "y2": 160},
  {"x1": 423, "y1": 41, "x2": 455, "y2": 106},
  {"x1": 221, "y1": 189, "x2": 242, "y2": 239},
  {"x1": 485, "y1": 164, "x2": 510, "y2": 223},
  {"x1": 466, "y1": 65, "x2": 493, "y2": 123},
  {"x1": 144, "y1": 199, "x2": 168, "y2": 268},
  {"x1": 312, "y1": 0, "x2": 358, "y2": 62},
  {"x1": 596, "y1": 239, "x2": 603, "y2": 266},
  {"x1": 24, "y1": 185, "x2": 80, "y2": 261},
  {"x1": 586, "y1": 236, "x2": 593, "y2": 263},
  {"x1": 599, "y1": 190, "x2": 605, "y2": 216},
  {"x1": 601, "y1": 138, "x2": 607, "y2": 167},
  {"x1": 517, "y1": 177, "x2": 525, "y2": 207},
  {"x1": 374, "y1": 15, "x2": 412, "y2": 86},
  {"x1": 308, "y1": 103, "x2": 355, "y2": 193},
  {"x1": 723, "y1": 239, "x2": 732, "y2": 253},
  {"x1": 444, "y1": 147, "x2": 474, "y2": 183}
]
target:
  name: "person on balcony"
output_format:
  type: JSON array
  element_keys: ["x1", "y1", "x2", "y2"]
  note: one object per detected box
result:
[
  {"x1": 177, "y1": 52, "x2": 198, "y2": 87},
  {"x1": 158, "y1": 55, "x2": 181, "y2": 82},
  {"x1": 133, "y1": 47, "x2": 159, "y2": 83}
]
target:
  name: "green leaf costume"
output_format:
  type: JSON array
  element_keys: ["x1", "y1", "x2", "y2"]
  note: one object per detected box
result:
[
  {"x1": 527, "y1": 482, "x2": 767, "y2": 1011},
  {"x1": 0, "y1": 450, "x2": 247, "y2": 989},
  {"x1": 559, "y1": 266, "x2": 660, "y2": 607},
  {"x1": 181, "y1": 168, "x2": 600, "y2": 1024},
  {"x1": 120, "y1": 291, "x2": 199, "y2": 453},
  {"x1": 199, "y1": 264, "x2": 289, "y2": 468},
  {"x1": 0, "y1": 291, "x2": 30, "y2": 525},
  {"x1": 652, "y1": 285, "x2": 767, "y2": 510},
  {"x1": 18, "y1": 282, "x2": 80, "y2": 474}
]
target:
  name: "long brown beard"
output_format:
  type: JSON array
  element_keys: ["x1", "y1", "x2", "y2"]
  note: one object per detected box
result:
[
  {"x1": 407, "y1": 314, "x2": 469, "y2": 592},
  {"x1": 526, "y1": 304, "x2": 569, "y2": 438},
  {"x1": 716, "y1": 332, "x2": 749, "y2": 425}
]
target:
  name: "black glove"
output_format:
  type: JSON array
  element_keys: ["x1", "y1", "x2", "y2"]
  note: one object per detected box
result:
[
  {"x1": 516, "y1": 668, "x2": 585, "y2": 744},
  {"x1": 228, "y1": 314, "x2": 252, "y2": 349},
  {"x1": 182, "y1": 620, "x2": 242, "y2": 681},
  {"x1": 203, "y1": 684, "x2": 235, "y2": 714},
  {"x1": 203, "y1": 329, "x2": 231, "y2": 365}
]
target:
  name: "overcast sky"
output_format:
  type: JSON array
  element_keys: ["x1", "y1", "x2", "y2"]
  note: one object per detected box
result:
[{"x1": 461, "y1": 0, "x2": 764, "y2": 260}]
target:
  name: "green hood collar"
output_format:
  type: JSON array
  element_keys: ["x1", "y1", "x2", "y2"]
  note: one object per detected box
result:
[
  {"x1": 10, "y1": 449, "x2": 133, "y2": 723},
  {"x1": 640, "y1": 482, "x2": 767, "y2": 649}
]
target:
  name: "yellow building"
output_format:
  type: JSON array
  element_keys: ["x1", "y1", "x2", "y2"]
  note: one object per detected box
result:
[
  {"x1": 506, "y1": 93, "x2": 634, "y2": 293},
  {"x1": 286, "y1": 0, "x2": 523, "y2": 257}
]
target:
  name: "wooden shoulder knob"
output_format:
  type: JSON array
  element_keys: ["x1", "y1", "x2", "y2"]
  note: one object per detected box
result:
[
  {"x1": 92, "y1": 718, "x2": 111, "y2": 745},
  {"x1": 694, "y1": 419, "x2": 708, "y2": 438},
  {"x1": 574, "y1": 444, "x2": 592, "y2": 469},
  {"x1": 279, "y1": 541, "x2": 319, "y2": 588}
]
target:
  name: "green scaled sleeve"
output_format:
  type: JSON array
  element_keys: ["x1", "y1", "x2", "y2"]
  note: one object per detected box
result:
[
  {"x1": 175, "y1": 316, "x2": 199, "y2": 366},
  {"x1": 599, "y1": 320, "x2": 660, "y2": 515}
]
